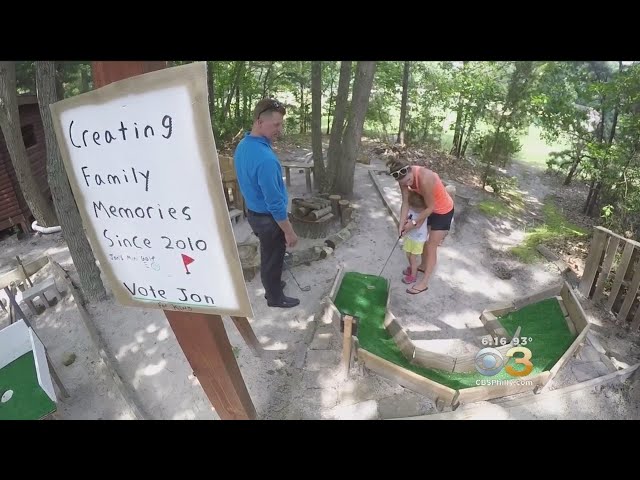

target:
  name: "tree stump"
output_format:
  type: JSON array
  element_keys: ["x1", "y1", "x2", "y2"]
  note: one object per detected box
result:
[
  {"x1": 338, "y1": 199, "x2": 350, "y2": 216},
  {"x1": 329, "y1": 195, "x2": 341, "y2": 216}
]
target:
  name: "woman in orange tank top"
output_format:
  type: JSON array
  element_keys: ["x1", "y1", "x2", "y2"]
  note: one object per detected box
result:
[{"x1": 387, "y1": 158, "x2": 454, "y2": 295}]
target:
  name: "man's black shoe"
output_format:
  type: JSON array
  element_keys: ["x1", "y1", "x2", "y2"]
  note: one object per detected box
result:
[
  {"x1": 264, "y1": 281, "x2": 286, "y2": 299},
  {"x1": 267, "y1": 295, "x2": 300, "y2": 308}
]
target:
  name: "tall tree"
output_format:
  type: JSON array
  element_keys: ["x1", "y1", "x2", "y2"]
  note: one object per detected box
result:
[
  {"x1": 311, "y1": 61, "x2": 325, "y2": 186},
  {"x1": 0, "y1": 61, "x2": 58, "y2": 227},
  {"x1": 35, "y1": 61, "x2": 107, "y2": 303},
  {"x1": 323, "y1": 61, "x2": 352, "y2": 193},
  {"x1": 397, "y1": 61, "x2": 410, "y2": 145},
  {"x1": 333, "y1": 61, "x2": 377, "y2": 196}
]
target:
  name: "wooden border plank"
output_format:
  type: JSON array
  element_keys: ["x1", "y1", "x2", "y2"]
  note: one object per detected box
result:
[
  {"x1": 456, "y1": 371, "x2": 550, "y2": 405},
  {"x1": 549, "y1": 325, "x2": 590, "y2": 379},
  {"x1": 369, "y1": 170, "x2": 400, "y2": 226},
  {"x1": 595, "y1": 226, "x2": 640, "y2": 248},
  {"x1": 411, "y1": 348, "x2": 456, "y2": 372},
  {"x1": 341, "y1": 316, "x2": 354, "y2": 377},
  {"x1": 480, "y1": 311, "x2": 508, "y2": 336},
  {"x1": 512, "y1": 283, "x2": 564, "y2": 310},
  {"x1": 605, "y1": 242, "x2": 636, "y2": 312},
  {"x1": 592, "y1": 236, "x2": 621, "y2": 303},
  {"x1": 482, "y1": 302, "x2": 516, "y2": 318},
  {"x1": 630, "y1": 306, "x2": 640, "y2": 332},
  {"x1": 616, "y1": 263, "x2": 640, "y2": 325},
  {"x1": 383, "y1": 311, "x2": 415, "y2": 359},
  {"x1": 328, "y1": 265, "x2": 345, "y2": 302},
  {"x1": 555, "y1": 297, "x2": 577, "y2": 336},
  {"x1": 320, "y1": 298, "x2": 342, "y2": 330},
  {"x1": 399, "y1": 364, "x2": 640, "y2": 420},
  {"x1": 560, "y1": 282, "x2": 590, "y2": 332},
  {"x1": 357, "y1": 348, "x2": 457, "y2": 405},
  {"x1": 579, "y1": 227, "x2": 609, "y2": 298}
]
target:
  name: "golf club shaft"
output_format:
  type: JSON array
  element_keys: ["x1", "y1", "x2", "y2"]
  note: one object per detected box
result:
[
  {"x1": 378, "y1": 214, "x2": 412, "y2": 277},
  {"x1": 378, "y1": 236, "x2": 400, "y2": 277}
]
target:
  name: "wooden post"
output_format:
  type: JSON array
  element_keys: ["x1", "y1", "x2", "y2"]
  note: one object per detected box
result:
[
  {"x1": 338, "y1": 199, "x2": 350, "y2": 216},
  {"x1": 230, "y1": 316, "x2": 263, "y2": 358},
  {"x1": 166, "y1": 311, "x2": 256, "y2": 420},
  {"x1": 284, "y1": 166, "x2": 291, "y2": 187},
  {"x1": 305, "y1": 168, "x2": 312, "y2": 193},
  {"x1": 92, "y1": 61, "x2": 257, "y2": 420},
  {"x1": 341, "y1": 315, "x2": 354, "y2": 377},
  {"x1": 16, "y1": 255, "x2": 34, "y2": 288},
  {"x1": 329, "y1": 194, "x2": 341, "y2": 217}
]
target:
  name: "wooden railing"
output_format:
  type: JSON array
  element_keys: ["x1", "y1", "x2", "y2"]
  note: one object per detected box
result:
[{"x1": 579, "y1": 226, "x2": 640, "y2": 331}]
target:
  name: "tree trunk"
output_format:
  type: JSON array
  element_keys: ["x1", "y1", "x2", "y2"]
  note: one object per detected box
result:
[
  {"x1": 299, "y1": 81, "x2": 305, "y2": 134},
  {"x1": 223, "y1": 61, "x2": 243, "y2": 121},
  {"x1": 456, "y1": 108, "x2": 470, "y2": 157},
  {"x1": 482, "y1": 116, "x2": 505, "y2": 187},
  {"x1": 326, "y1": 71, "x2": 335, "y2": 135},
  {"x1": 235, "y1": 84, "x2": 241, "y2": 119},
  {"x1": 311, "y1": 61, "x2": 325, "y2": 186},
  {"x1": 564, "y1": 156, "x2": 581, "y2": 185},
  {"x1": 0, "y1": 61, "x2": 58, "y2": 227},
  {"x1": 35, "y1": 61, "x2": 107, "y2": 303},
  {"x1": 323, "y1": 61, "x2": 352, "y2": 193},
  {"x1": 584, "y1": 178, "x2": 596, "y2": 213},
  {"x1": 397, "y1": 61, "x2": 410, "y2": 145},
  {"x1": 262, "y1": 61, "x2": 273, "y2": 98},
  {"x1": 460, "y1": 106, "x2": 482, "y2": 157},
  {"x1": 587, "y1": 181, "x2": 602, "y2": 216},
  {"x1": 450, "y1": 93, "x2": 464, "y2": 155},
  {"x1": 333, "y1": 61, "x2": 377, "y2": 196},
  {"x1": 55, "y1": 62, "x2": 65, "y2": 99},
  {"x1": 80, "y1": 64, "x2": 91, "y2": 93}
]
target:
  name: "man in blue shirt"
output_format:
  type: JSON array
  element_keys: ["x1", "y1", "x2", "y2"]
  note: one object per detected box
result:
[{"x1": 234, "y1": 98, "x2": 300, "y2": 308}]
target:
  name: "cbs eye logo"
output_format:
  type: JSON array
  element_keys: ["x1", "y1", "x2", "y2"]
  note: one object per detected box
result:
[{"x1": 474, "y1": 347, "x2": 534, "y2": 377}]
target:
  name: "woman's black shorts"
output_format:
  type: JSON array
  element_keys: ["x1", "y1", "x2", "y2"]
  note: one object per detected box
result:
[{"x1": 427, "y1": 207, "x2": 454, "y2": 231}]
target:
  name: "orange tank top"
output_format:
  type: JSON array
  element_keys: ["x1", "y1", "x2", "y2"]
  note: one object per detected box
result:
[{"x1": 409, "y1": 165, "x2": 453, "y2": 214}]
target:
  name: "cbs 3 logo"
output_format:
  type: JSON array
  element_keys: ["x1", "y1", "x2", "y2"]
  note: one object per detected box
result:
[{"x1": 474, "y1": 346, "x2": 534, "y2": 377}]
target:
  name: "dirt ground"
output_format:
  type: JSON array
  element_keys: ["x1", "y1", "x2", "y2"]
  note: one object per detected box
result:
[{"x1": 2, "y1": 138, "x2": 640, "y2": 420}]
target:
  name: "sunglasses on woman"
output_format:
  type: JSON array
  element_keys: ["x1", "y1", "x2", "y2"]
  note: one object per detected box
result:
[{"x1": 390, "y1": 166, "x2": 410, "y2": 179}]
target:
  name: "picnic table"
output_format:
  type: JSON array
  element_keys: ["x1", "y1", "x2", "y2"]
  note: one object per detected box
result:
[{"x1": 281, "y1": 162, "x2": 315, "y2": 194}]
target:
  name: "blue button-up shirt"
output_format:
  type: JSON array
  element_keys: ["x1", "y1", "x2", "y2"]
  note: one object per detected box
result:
[{"x1": 233, "y1": 133, "x2": 288, "y2": 222}]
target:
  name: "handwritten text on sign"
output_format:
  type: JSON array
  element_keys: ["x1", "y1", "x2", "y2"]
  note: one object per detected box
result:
[{"x1": 50, "y1": 64, "x2": 252, "y2": 316}]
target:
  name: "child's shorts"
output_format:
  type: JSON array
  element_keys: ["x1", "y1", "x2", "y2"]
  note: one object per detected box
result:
[{"x1": 403, "y1": 238, "x2": 425, "y2": 255}]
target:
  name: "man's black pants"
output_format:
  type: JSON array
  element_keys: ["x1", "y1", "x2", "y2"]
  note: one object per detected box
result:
[{"x1": 247, "y1": 211, "x2": 286, "y2": 302}]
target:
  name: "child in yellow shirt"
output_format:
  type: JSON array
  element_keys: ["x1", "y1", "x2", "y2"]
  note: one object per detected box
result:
[{"x1": 402, "y1": 190, "x2": 429, "y2": 284}]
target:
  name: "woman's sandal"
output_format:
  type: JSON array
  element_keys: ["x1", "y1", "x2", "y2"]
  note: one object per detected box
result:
[{"x1": 406, "y1": 286, "x2": 429, "y2": 294}]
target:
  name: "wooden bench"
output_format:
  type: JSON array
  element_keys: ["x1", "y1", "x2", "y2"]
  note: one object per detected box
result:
[
  {"x1": 21, "y1": 277, "x2": 62, "y2": 315},
  {"x1": 281, "y1": 163, "x2": 315, "y2": 194}
]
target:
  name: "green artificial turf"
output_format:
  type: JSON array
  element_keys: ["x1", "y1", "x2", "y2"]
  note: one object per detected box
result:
[
  {"x1": 0, "y1": 351, "x2": 56, "y2": 420},
  {"x1": 333, "y1": 272, "x2": 577, "y2": 390}
]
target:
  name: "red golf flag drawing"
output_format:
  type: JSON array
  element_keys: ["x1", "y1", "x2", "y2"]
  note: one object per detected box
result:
[{"x1": 182, "y1": 254, "x2": 195, "y2": 274}]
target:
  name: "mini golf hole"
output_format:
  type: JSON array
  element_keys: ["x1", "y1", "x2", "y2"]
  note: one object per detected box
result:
[{"x1": 1, "y1": 390, "x2": 14, "y2": 403}]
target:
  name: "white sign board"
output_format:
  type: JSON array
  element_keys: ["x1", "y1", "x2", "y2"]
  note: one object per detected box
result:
[{"x1": 50, "y1": 62, "x2": 253, "y2": 317}]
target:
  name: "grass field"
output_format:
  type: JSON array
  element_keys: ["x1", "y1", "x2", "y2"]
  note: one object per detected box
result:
[{"x1": 510, "y1": 200, "x2": 589, "y2": 263}]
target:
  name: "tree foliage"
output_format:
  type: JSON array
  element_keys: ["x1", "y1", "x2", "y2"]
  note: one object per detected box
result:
[{"x1": 9, "y1": 60, "x2": 640, "y2": 236}]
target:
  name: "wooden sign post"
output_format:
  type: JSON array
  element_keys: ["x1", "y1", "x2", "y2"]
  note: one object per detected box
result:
[{"x1": 49, "y1": 61, "x2": 258, "y2": 419}]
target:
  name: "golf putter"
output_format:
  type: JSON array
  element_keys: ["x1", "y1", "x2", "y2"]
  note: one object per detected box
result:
[
  {"x1": 283, "y1": 252, "x2": 311, "y2": 291},
  {"x1": 378, "y1": 214, "x2": 412, "y2": 277}
]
